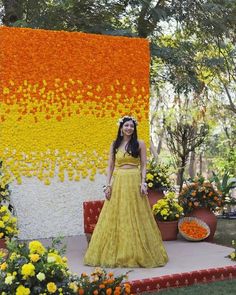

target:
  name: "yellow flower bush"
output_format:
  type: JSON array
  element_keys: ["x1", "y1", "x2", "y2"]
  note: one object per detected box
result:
[
  {"x1": 146, "y1": 160, "x2": 172, "y2": 191},
  {"x1": 28, "y1": 240, "x2": 46, "y2": 255},
  {"x1": 227, "y1": 240, "x2": 236, "y2": 261},
  {"x1": 0, "y1": 27, "x2": 150, "y2": 185},
  {"x1": 0, "y1": 239, "x2": 131, "y2": 294},
  {"x1": 0, "y1": 205, "x2": 18, "y2": 239},
  {"x1": 153, "y1": 192, "x2": 184, "y2": 221}
]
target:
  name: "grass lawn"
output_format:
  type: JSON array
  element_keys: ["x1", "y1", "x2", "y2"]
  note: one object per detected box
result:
[
  {"x1": 214, "y1": 218, "x2": 236, "y2": 247},
  {"x1": 143, "y1": 279, "x2": 236, "y2": 295}
]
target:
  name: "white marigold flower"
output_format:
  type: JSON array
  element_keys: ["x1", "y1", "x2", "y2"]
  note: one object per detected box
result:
[{"x1": 36, "y1": 272, "x2": 46, "y2": 281}]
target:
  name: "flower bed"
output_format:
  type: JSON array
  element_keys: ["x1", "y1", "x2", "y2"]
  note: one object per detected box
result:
[{"x1": 0, "y1": 239, "x2": 130, "y2": 294}]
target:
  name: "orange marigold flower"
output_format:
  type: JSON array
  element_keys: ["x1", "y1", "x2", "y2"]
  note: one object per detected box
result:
[
  {"x1": 180, "y1": 220, "x2": 208, "y2": 239},
  {"x1": 78, "y1": 288, "x2": 84, "y2": 295},
  {"x1": 106, "y1": 288, "x2": 112, "y2": 295},
  {"x1": 99, "y1": 284, "x2": 105, "y2": 289}
]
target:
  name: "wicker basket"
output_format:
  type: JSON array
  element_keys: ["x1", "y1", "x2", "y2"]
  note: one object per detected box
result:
[{"x1": 178, "y1": 217, "x2": 210, "y2": 241}]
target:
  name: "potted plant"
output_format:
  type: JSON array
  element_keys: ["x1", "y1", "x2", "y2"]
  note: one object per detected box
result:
[
  {"x1": 152, "y1": 191, "x2": 183, "y2": 240},
  {"x1": 0, "y1": 205, "x2": 18, "y2": 248},
  {"x1": 146, "y1": 159, "x2": 173, "y2": 207},
  {"x1": 178, "y1": 175, "x2": 224, "y2": 241}
]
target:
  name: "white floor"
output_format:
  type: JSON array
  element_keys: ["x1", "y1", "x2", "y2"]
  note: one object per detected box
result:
[{"x1": 39, "y1": 235, "x2": 235, "y2": 282}]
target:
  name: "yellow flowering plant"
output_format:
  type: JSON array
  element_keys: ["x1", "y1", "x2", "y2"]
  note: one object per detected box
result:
[
  {"x1": 0, "y1": 239, "x2": 131, "y2": 295},
  {"x1": 152, "y1": 192, "x2": 184, "y2": 221},
  {"x1": 0, "y1": 160, "x2": 11, "y2": 204},
  {"x1": 178, "y1": 176, "x2": 224, "y2": 214},
  {"x1": 227, "y1": 240, "x2": 236, "y2": 261},
  {"x1": 0, "y1": 205, "x2": 18, "y2": 239},
  {"x1": 146, "y1": 160, "x2": 172, "y2": 191},
  {"x1": 0, "y1": 239, "x2": 77, "y2": 294}
]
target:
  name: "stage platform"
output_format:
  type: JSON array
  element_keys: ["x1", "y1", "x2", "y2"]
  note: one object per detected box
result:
[{"x1": 39, "y1": 235, "x2": 236, "y2": 293}]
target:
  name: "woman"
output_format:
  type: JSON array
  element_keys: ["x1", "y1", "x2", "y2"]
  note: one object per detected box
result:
[{"x1": 84, "y1": 116, "x2": 168, "y2": 267}]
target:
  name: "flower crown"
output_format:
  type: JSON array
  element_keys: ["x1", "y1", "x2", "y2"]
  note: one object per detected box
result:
[{"x1": 117, "y1": 115, "x2": 138, "y2": 126}]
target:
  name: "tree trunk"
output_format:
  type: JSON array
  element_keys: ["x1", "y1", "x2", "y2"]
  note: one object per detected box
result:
[
  {"x1": 177, "y1": 157, "x2": 187, "y2": 191},
  {"x1": 189, "y1": 150, "x2": 196, "y2": 178},
  {"x1": 199, "y1": 152, "x2": 203, "y2": 175},
  {"x1": 2, "y1": 0, "x2": 24, "y2": 25},
  {"x1": 150, "y1": 138, "x2": 158, "y2": 160}
]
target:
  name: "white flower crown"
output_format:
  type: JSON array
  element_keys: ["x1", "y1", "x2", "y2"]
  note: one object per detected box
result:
[{"x1": 117, "y1": 115, "x2": 138, "y2": 126}]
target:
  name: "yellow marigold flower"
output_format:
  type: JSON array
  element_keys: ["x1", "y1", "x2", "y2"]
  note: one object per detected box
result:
[
  {"x1": 0, "y1": 232, "x2": 4, "y2": 238},
  {"x1": 230, "y1": 252, "x2": 236, "y2": 260},
  {"x1": 29, "y1": 253, "x2": 40, "y2": 263},
  {"x1": 0, "y1": 262, "x2": 7, "y2": 271},
  {"x1": 47, "y1": 252, "x2": 66, "y2": 266},
  {"x1": 69, "y1": 282, "x2": 78, "y2": 292},
  {"x1": 10, "y1": 252, "x2": 17, "y2": 261},
  {"x1": 21, "y1": 263, "x2": 35, "y2": 278},
  {"x1": 0, "y1": 221, "x2": 5, "y2": 228},
  {"x1": 2, "y1": 215, "x2": 10, "y2": 222},
  {"x1": 29, "y1": 240, "x2": 46, "y2": 255},
  {"x1": 16, "y1": 285, "x2": 31, "y2": 295},
  {"x1": 0, "y1": 206, "x2": 7, "y2": 213},
  {"x1": 146, "y1": 173, "x2": 154, "y2": 181},
  {"x1": 47, "y1": 282, "x2": 57, "y2": 293}
]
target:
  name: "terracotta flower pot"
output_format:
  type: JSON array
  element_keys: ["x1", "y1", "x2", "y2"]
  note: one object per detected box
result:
[
  {"x1": 188, "y1": 207, "x2": 217, "y2": 242},
  {"x1": 148, "y1": 189, "x2": 164, "y2": 208},
  {"x1": 156, "y1": 220, "x2": 178, "y2": 241},
  {"x1": 0, "y1": 238, "x2": 6, "y2": 249}
]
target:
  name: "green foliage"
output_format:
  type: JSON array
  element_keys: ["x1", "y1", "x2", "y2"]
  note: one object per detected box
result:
[{"x1": 210, "y1": 171, "x2": 236, "y2": 205}]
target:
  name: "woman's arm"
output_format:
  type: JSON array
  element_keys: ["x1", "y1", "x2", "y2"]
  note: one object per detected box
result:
[
  {"x1": 104, "y1": 142, "x2": 115, "y2": 200},
  {"x1": 139, "y1": 140, "x2": 148, "y2": 195}
]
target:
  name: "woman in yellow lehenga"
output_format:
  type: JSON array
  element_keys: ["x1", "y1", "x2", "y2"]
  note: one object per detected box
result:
[{"x1": 84, "y1": 116, "x2": 168, "y2": 267}]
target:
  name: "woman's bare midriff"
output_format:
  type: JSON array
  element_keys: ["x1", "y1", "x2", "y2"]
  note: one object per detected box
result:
[{"x1": 118, "y1": 164, "x2": 139, "y2": 169}]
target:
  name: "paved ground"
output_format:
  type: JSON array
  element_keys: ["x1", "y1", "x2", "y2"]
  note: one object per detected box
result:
[{"x1": 39, "y1": 235, "x2": 235, "y2": 282}]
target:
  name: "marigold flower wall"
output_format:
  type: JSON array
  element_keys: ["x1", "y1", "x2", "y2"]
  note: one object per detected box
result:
[{"x1": 0, "y1": 27, "x2": 149, "y2": 238}]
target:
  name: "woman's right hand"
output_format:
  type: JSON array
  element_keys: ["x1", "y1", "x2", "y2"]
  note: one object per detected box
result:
[{"x1": 104, "y1": 186, "x2": 112, "y2": 200}]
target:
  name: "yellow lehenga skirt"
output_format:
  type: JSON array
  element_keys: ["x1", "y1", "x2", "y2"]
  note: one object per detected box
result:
[{"x1": 84, "y1": 167, "x2": 168, "y2": 268}]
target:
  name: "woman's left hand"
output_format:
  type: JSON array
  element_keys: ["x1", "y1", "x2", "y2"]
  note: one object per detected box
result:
[{"x1": 140, "y1": 183, "x2": 148, "y2": 196}]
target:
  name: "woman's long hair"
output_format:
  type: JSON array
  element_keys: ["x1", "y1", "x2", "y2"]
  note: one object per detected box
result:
[{"x1": 113, "y1": 116, "x2": 140, "y2": 158}]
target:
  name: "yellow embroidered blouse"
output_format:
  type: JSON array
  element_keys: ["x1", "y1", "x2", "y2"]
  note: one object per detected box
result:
[{"x1": 116, "y1": 149, "x2": 140, "y2": 167}]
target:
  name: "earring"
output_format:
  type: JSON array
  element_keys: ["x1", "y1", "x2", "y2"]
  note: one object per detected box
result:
[{"x1": 120, "y1": 130, "x2": 123, "y2": 136}]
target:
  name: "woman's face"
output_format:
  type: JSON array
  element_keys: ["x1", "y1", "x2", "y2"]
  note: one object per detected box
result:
[{"x1": 122, "y1": 120, "x2": 135, "y2": 136}]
